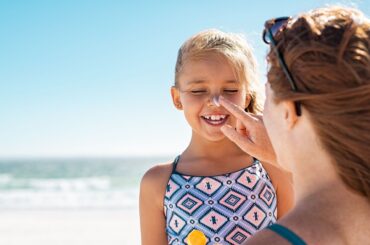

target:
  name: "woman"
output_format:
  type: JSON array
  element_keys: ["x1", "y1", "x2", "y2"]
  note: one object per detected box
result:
[{"x1": 220, "y1": 6, "x2": 370, "y2": 245}]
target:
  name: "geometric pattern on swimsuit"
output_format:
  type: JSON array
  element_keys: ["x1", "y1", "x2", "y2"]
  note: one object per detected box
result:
[{"x1": 164, "y1": 158, "x2": 277, "y2": 244}]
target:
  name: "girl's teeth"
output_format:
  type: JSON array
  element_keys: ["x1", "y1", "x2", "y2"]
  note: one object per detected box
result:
[{"x1": 204, "y1": 115, "x2": 226, "y2": 121}]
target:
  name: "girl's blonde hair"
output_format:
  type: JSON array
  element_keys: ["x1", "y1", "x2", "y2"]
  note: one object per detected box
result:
[
  {"x1": 175, "y1": 29, "x2": 263, "y2": 114},
  {"x1": 267, "y1": 6, "x2": 370, "y2": 199}
]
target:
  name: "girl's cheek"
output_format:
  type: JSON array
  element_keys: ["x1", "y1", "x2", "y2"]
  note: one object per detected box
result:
[{"x1": 223, "y1": 93, "x2": 245, "y2": 105}]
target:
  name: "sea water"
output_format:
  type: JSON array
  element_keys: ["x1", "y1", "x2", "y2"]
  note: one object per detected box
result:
[{"x1": 0, "y1": 156, "x2": 172, "y2": 210}]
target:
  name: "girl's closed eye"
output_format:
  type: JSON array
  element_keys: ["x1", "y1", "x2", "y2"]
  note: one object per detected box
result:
[
  {"x1": 223, "y1": 89, "x2": 239, "y2": 94},
  {"x1": 191, "y1": 89, "x2": 208, "y2": 95}
]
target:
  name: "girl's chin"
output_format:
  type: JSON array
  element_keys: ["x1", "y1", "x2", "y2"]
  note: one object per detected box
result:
[{"x1": 202, "y1": 131, "x2": 228, "y2": 142}]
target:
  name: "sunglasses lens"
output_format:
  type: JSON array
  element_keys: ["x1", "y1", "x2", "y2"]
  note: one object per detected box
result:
[
  {"x1": 262, "y1": 30, "x2": 270, "y2": 43},
  {"x1": 263, "y1": 18, "x2": 289, "y2": 44},
  {"x1": 270, "y1": 19, "x2": 288, "y2": 37}
]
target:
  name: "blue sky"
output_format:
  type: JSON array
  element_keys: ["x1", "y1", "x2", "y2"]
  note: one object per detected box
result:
[{"x1": 0, "y1": 0, "x2": 369, "y2": 157}]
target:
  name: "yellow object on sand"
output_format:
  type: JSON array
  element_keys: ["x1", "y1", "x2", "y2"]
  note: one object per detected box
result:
[{"x1": 187, "y1": 229, "x2": 207, "y2": 245}]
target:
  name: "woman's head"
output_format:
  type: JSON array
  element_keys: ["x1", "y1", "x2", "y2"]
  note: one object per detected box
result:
[{"x1": 265, "y1": 6, "x2": 370, "y2": 198}]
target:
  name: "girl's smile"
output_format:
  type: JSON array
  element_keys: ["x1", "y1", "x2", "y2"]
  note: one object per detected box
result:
[{"x1": 201, "y1": 114, "x2": 229, "y2": 126}]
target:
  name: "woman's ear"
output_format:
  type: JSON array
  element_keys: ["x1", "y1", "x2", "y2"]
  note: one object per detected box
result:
[
  {"x1": 171, "y1": 86, "x2": 183, "y2": 110},
  {"x1": 282, "y1": 100, "x2": 298, "y2": 129}
]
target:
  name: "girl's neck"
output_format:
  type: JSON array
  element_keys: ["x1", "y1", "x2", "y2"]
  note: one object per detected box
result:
[
  {"x1": 177, "y1": 133, "x2": 254, "y2": 176},
  {"x1": 182, "y1": 131, "x2": 246, "y2": 160}
]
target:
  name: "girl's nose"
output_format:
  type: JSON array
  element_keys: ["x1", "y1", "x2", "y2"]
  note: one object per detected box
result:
[{"x1": 208, "y1": 95, "x2": 221, "y2": 107}]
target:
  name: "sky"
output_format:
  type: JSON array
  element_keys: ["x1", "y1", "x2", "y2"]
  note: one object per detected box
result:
[{"x1": 0, "y1": 0, "x2": 369, "y2": 158}]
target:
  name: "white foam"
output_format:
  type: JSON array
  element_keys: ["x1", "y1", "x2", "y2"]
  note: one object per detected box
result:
[
  {"x1": 0, "y1": 176, "x2": 138, "y2": 209},
  {"x1": 29, "y1": 177, "x2": 111, "y2": 191}
]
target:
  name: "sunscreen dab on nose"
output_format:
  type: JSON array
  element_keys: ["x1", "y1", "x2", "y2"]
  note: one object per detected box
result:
[
  {"x1": 187, "y1": 229, "x2": 207, "y2": 245},
  {"x1": 212, "y1": 95, "x2": 220, "y2": 107}
]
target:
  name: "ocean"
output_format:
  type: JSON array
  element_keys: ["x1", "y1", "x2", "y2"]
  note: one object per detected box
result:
[{"x1": 0, "y1": 156, "x2": 172, "y2": 210}]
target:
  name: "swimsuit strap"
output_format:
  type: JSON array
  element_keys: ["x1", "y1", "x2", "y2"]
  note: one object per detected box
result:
[
  {"x1": 267, "y1": 224, "x2": 307, "y2": 245},
  {"x1": 171, "y1": 155, "x2": 181, "y2": 174}
]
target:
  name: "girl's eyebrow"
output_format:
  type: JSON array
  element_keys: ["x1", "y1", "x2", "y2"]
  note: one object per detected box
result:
[
  {"x1": 225, "y1": 80, "x2": 239, "y2": 84},
  {"x1": 187, "y1": 80, "x2": 206, "y2": 84},
  {"x1": 186, "y1": 79, "x2": 239, "y2": 84}
]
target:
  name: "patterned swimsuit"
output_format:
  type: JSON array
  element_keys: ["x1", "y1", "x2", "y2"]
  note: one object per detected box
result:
[{"x1": 164, "y1": 156, "x2": 277, "y2": 244}]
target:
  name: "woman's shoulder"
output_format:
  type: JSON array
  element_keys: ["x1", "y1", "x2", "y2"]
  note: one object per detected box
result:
[
  {"x1": 244, "y1": 218, "x2": 313, "y2": 245},
  {"x1": 245, "y1": 209, "x2": 346, "y2": 245},
  {"x1": 244, "y1": 221, "x2": 313, "y2": 245},
  {"x1": 243, "y1": 226, "x2": 291, "y2": 245}
]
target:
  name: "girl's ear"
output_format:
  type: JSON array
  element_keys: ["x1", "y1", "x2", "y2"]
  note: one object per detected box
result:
[
  {"x1": 171, "y1": 86, "x2": 183, "y2": 110},
  {"x1": 244, "y1": 94, "x2": 252, "y2": 112}
]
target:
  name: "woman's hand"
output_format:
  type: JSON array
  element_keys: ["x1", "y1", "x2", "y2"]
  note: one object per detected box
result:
[{"x1": 219, "y1": 96, "x2": 277, "y2": 165}]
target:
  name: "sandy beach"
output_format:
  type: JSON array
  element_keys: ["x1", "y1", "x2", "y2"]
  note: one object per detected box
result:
[{"x1": 0, "y1": 208, "x2": 141, "y2": 245}]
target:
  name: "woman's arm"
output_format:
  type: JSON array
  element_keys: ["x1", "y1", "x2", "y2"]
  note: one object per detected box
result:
[
  {"x1": 276, "y1": 171, "x2": 295, "y2": 218},
  {"x1": 263, "y1": 162, "x2": 295, "y2": 218},
  {"x1": 139, "y1": 165, "x2": 171, "y2": 245}
]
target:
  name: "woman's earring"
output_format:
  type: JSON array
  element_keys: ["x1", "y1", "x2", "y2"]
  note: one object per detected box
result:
[
  {"x1": 177, "y1": 103, "x2": 182, "y2": 109},
  {"x1": 244, "y1": 107, "x2": 249, "y2": 112}
]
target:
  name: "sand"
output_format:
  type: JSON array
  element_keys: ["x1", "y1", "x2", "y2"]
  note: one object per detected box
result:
[{"x1": 0, "y1": 208, "x2": 141, "y2": 245}]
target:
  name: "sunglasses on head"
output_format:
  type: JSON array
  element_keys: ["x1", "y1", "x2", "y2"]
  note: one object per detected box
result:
[{"x1": 263, "y1": 17, "x2": 302, "y2": 116}]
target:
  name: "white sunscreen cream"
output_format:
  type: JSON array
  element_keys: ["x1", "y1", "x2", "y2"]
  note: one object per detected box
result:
[{"x1": 212, "y1": 95, "x2": 220, "y2": 107}]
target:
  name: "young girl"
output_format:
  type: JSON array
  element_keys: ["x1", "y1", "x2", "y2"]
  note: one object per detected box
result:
[{"x1": 140, "y1": 29, "x2": 294, "y2": 245}]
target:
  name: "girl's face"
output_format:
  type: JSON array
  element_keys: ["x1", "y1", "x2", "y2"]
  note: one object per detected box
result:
[{"x1": 172, "y1": 54, "x2": 250, "y2": 142}]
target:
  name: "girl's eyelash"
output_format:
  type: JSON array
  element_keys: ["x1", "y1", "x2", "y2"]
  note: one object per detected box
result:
[
  {"x1": 191, "y1": 90, "x2": 207, "y2": 93},
  {"x1": 189, "y1": 89, "x2": 238, "y2": 94}
]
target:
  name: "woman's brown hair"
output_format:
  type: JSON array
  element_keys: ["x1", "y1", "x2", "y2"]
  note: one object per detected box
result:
[{"x1": 267, "y1": 6, "x2": 370, "y2": 199}]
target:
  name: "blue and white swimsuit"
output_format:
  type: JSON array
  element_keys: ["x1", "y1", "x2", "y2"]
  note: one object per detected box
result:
[{"x1": 164, "y1": 156, "x2": 277, "y2": 244}]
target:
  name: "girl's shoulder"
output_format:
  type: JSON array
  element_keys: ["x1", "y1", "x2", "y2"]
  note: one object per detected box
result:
[
  {"x1": 140, "y1": 161, "x2": 174, "y2": 207},
  {"x1": 141, "y1": 161, "x2": 174, "y2": 191}
]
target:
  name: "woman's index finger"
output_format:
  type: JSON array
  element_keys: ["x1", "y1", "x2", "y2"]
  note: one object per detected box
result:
[{"x1": 219, "y1": 96, "x2": 257, "y2": 124}]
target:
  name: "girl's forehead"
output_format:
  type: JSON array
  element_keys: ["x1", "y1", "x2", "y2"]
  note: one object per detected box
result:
[
  {"x1": 183, "y1": 53, "x2": 231, "y2": 67},
  {"x1": 179, "y1": 56, "x2": 239, "y2": 80}
]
